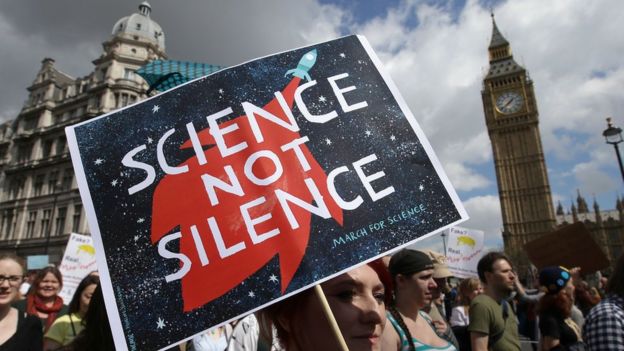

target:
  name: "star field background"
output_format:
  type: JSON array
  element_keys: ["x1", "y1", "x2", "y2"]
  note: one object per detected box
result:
[{"x1": 70, "y1": 35, "x2": 464, "y2": 350}]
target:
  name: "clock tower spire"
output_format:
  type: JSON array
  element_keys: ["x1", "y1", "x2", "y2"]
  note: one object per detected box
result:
[{"x1": 481, "y1": 15, "x2": 556, "y2": 261}]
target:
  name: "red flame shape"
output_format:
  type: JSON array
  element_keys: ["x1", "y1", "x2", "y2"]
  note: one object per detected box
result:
[{"x1": 151, "y1": 77, "x2": 343, "y2": 311}]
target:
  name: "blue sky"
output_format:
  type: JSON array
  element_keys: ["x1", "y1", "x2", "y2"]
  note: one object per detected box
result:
[{"x1": 1, "y1": 0, "x2": 623, "y2": 254}]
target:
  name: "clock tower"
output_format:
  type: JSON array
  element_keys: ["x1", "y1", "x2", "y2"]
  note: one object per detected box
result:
[{"x1": 481, "y1": 15, "x2": 556, "y2": 258}]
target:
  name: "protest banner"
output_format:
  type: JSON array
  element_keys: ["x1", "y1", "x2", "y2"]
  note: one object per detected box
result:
[
  {"x1": 524, "y1": 222, "x2": 610, "y2": 273},
  {"x1": 58, "y1": 233, "x2": 97, "y2": 303},
  {"x1": 445, "y1": 226, "x2": 485, "y2": 278},
  {"x1": 26, "y1": 255, "x2": 49, "y2": 270},
  {"x1": 66, "y1": 35, "x2": 468, "y2": 350}
]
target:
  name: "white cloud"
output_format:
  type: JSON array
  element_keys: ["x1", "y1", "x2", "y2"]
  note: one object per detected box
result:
[
  {"x1": 462, "y1": 194, "x2": 504, "y2": 248},
  {"x1": 572, "y1": 162, "x2": 618, "y2": 194},
  {"x1": 1, "y1": 0, "x2": 623, "y2": 220},
  {"x1": 444, "y1": 161, "x2": 491, "y2": 191}
]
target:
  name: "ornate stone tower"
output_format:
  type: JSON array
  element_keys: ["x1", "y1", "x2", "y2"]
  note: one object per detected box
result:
[{"x1": 481, "y1": 15, "x2": 556, "y2": 257}]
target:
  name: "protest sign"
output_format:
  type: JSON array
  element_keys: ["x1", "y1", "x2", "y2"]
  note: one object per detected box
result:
[
  {"x1": 524, "y1": 222, "x2": 609, "y2": 273},
  {"x1": 66, "y1": 35, "x2": 467, "y2": 350},
  {"x1": 445, "y1": 226, "x2": 485, "y2": 278},
  {"x1": 26, "y1": 255, "x2": 49, "y2": 270},
  {"x1": 58, "y1": 233, "x2": 97, "y2": 303}
]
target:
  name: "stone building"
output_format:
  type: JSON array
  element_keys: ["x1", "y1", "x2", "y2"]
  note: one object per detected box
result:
[
  {"x1": 480, "y1": 15, "x2": 556, "y2": 263},
  {"x1": 556, "y1": 191, "x2": 624, "y2": 263},
  {"x1": 482, "y1": 16, "x2": 623, "y2": 265},
  {"x1": 0, "y1": 2, "x2": 167, "y2": 262}
]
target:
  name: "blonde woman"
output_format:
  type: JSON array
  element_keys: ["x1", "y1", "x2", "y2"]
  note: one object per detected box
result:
[{"x1": 450, "y1": 277, "x2": 482, "y2": 327}]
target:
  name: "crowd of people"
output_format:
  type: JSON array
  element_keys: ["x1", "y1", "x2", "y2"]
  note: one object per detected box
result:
[{"x1": 1, "y1": 249, "x2": 623, "y2": 350}]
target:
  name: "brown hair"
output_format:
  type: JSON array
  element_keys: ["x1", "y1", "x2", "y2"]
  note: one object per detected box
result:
[
  {"x1": 258, "y1": 287, "x2": 314, "y2": 349},
  {"x1": 607, "y1": 253, "x2": 624, "y2": 297},
  {"x1": 458, "y1": 277, "x2": 481, "y2": 306},
  {"x1": 477, "y1": 251, "x2": 512, "y2": 284},
  {"x1": 537, "y1": 289, "x2": 574, "y2": 318},
  {"x1": 0, "y1": 253, "x2": 26, "y2": 274},
  {"x1": 257, "y1": 260, "x2": 389, "y2": 349},
  {"x1": 31, "y1": 266, "x2": 63, "y2": 295}
]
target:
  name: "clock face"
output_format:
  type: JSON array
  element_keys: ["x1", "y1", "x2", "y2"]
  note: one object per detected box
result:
[{"x1": 495, "y1": 91, "x2": 524, "y2": 114}]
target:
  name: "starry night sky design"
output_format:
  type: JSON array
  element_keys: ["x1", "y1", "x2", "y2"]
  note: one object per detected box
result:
[{"x1": 70, "y1": 35, "x2": 463, "y2": 351}]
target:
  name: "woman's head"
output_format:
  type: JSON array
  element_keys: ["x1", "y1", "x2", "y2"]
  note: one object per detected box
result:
[
  {"x1": 538, "y1": 266, "x2": 575, "y2": 316},
  {"x1": 0, "y1": 254, "x2": 25, "y2": 306},
  {"x1": 32, "y1": 266, "x2": 63, "y2": 300},
  {"x1": 259, "y1": 261, "x2": 387, "y2": 351},
  {"x1": 70, "y1": 284, "x2": 115, "y2": 351},
  {"x1": 389, "y1": 249, "x2": 436, "y2": 308},
  {"x1": 458, "y1": 277, "x2": 482, "y2": 306},
  {"x1": 68, "y1": 274, "x2": 100, "y2": 315}
]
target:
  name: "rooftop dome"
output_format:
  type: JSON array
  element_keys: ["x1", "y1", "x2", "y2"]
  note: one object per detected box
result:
[{"x1": 112, "y1": 2, "x2": 165, "y2": 49}]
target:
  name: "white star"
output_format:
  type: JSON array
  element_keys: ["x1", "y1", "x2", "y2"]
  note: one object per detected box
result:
[
  {"x1": 339, "y1": 53, "x2": 346, "y2": 58},
  {"x1": 390, "y1": 135, "x2": 396, "y2": 141},
  {"x1": 156, "y1": 317, "x2": 165, "y2": 329},
  {"x1": 419, "y1": 185, "x2": 424, "y2": 191},
  {"x1": 318, "y1": 95, "x2": 327, "y2": 102},
  {"x1": 147, "y1": 137, "x2": 153, "y2": 144},
  {"x1": 152, "y1": 105, "x2": 160, "y2": 113},
  {"x1": 248, "y1": 291, "x2": 255, "y2": 298},
  {"x1": 134, "y1": 235, "x2": 140, "y2": 241},
  {"x1": 325, "y1": 138, "x2": 332, "y2": 145},
  {"x1": 269, "y1": 274, "x2": 278, "y2": 283},
  {"x1": 218, "y1": 88, "x2": 224, "y2": 94},
  {"x1": 94, "y1": 158, "x2": 104, "y2": 165},
  {"x1": 365, "y1": 130, "x2": 372, "y2": 136},
  {"x1": 137, "y1": 218, "x2": 145, "y2": 223},
  {"x1": 111, "y1": 179, "x2": 118, "y2": 187}
]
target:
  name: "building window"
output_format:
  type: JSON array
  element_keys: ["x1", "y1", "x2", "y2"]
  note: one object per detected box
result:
[
  {"x1": 136, "y1": 23, "x2": 141, "y2": 30},
  {"x1": 23, "y1": 116, "x2": 38, "y2": 131},
  {"x1": 55, "y1": 207, "x2": 67, "y2": 236},
  {"x1": 72, "y1": 204, "x2": 82, "y2": 233},
  {"x1": 121, "y1": 94, "x2": 129, "y2": 107},
  {"x1": 124, "y1": 68, "x2": 135, "y2": 80},
  {"x1": 17, "y1": 143, "x2": 33, "y2": 163},
  {"x1": 1, "y1": 209, "x2": 15, "y2": 239},
  {"x1": 40, "y1": 209, "x2": 51, "y2": 238},
  {"x1": 26, "y1": 211, "x2": 37, "y2": 238},
  {"x1": 10, "y1": 178, "x2": 25, "y2": 199},
  {"x1": 62, "y1": 169, "x2": 73, "y2": 190},
  {"x1": 48, "y1": 171, "x2": 59, "y2": 193},
  {"x1": 34, "y1": 174, "x2": 45, "y2": 196},
  {"x1": 42, "y1": 139, "x2": 53, "y2": 158},
  {"x1": 56, "y1": 137, "x2": 66, "y2": 155}
]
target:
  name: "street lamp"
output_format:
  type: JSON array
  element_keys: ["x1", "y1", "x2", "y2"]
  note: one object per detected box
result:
[
  {"x1": 44, "y1": 183, "x2": 63, "y2": 255},
  {"x1": 602, "y1": 117, "x2": 624, "y2": 183}
]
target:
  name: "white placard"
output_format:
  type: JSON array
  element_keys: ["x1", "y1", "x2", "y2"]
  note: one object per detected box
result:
[
  {"x1": 446, "y1": 226, "x2": 485, "y2": 278},
  {"x1": 58, "y1": 233, "x2": 97, "y2": 303}
]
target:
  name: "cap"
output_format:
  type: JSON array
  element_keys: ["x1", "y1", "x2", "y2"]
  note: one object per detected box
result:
[
  {"x1": 539, "y1": 266, "x2": 571, "y2": 294},
  {"x1": 389, "y1": 250, "x2": 433, "y2": 277},
  {"x1": 426, "y1": 250, "x2": 452, "y2": 279}
]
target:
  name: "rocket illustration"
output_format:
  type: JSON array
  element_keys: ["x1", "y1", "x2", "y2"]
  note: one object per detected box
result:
[{"x1": 285, "y1": 49, "x2": 317, "y2": 81}]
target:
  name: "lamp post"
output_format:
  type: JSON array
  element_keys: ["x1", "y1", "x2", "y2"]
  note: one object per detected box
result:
[
  {"x1": 602, "y1": 117, "x2": 624, "y2": 184},
  {"x1": 44, "y1": 183, "x2": 62, "y2": 255}
]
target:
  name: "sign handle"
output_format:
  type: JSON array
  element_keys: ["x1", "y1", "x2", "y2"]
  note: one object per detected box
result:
[{"x1": 313, "y1": 284, "x2": 349, "y2": 351}]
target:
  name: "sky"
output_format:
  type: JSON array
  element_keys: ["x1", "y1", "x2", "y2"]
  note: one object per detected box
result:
[{"x1": 1, "y1": 0, "x2": 623, "y2": 254}]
